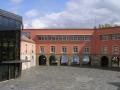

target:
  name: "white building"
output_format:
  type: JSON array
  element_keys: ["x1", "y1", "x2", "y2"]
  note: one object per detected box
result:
[{"x1": 21, "y1": 35, "x2": 36, "y2": 70}]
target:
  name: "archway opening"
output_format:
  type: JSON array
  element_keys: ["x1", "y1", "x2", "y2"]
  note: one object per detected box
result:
[
  {"x1": 82, "y1": 55, "x2": 90, "y2": 65},
  {"x1": 60, "y1": 55, "x2": 69, "y2": 65},
  {"x1": 111, "y1": 56, "x2": 119, "y2": 67},
  {"x1": 49, "y1": 55, "x2": 57, "y2": 65},
  {"x1": 39, "y1": 55, "x2": 46, "y2": 65},
  {"x1": 71, "y1": 55, "x2": 80, "y2": 65},
  {"x1": 101, "y1": 56, "x2": 109, "y2": 67}
]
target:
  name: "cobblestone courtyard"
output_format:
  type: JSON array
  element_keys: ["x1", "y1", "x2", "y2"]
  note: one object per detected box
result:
[{"x1": 0, "y1": 66, "x2": 120, "y2": 90}]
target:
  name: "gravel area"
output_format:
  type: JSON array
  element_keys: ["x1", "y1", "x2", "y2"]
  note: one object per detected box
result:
[{"x1": 0, "y1": 66, "x2": 120, "y2": 90}]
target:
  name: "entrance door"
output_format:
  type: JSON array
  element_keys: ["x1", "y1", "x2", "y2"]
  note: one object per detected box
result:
[
  {"x1": 39, "y1": 55, "x2": 46, "y2": 65},
  {"x1": 60, "y1": 55, "x2": 69, "y2": 65},
  {"x1": 15, "y1": 63, "x2": 21, "y2": 78},
  {"x1": 101, "y1": 56, "x2": 109, "y2": 67},
  {"x1": 9, "y1": 64, "x2": 15, "y2": 79},
  {"x1": 71, "y1": 55, "x2": 80, "y2": 65},
  {"x1": 82, "y1": 55, "x2": 90, "y2": 65},
  {"x1": 49, "y1": 55, "x2": 57, "y2": 65},
  {"x1": 111, "y1": 56, "x2": 119, "y2": 67}
]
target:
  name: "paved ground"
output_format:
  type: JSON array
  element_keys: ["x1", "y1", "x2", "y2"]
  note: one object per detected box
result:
[{"x1": 0, "y1": 66, "x2": 120, "y2": 90}]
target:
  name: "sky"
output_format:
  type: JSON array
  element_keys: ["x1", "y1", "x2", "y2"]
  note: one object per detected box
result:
[{"x1": 0, "y1": 0, "x2": 120, "y2": 29}]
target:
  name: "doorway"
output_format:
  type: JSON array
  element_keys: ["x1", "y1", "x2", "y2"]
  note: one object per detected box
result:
[
  {"x1": 49, "y1": 55, "x2": 57, "y2": 65},
  {"x1": 60, "y1": 55, "x2": 69, "y2": 65},
  {"x1": 39, "y1": 55, "x2": 47, "y2": 65},
  {"x1": 101, "y1": 56, "x2": 109, "y2": 67}
]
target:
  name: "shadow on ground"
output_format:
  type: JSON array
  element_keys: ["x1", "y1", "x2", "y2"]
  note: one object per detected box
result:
[
  {"x1": 70, "y1": 65, "x2": 120, "y2": 72},
  {"x1": 108, "y1": 82, "x2": 120, "y2": 90}
]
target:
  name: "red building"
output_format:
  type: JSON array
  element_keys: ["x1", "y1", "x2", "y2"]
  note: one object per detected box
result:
[{"x1": 22, "y1": 27, "x2": 120, "y2": 67}]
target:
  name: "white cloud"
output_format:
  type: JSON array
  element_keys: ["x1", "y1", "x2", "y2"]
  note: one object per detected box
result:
[
  {"x1": 24, "y1": 0, "x2": 120, "y2": 29},
  {"x1": 10, "y1": 0, "x2": 23, "y2": 4},
  {"x1": 25, "y1": 9, "x2": 40, "y2": 18},
  {"x1": 114, "y1": 22, "x2": 120, "y2": 26},
  {"x1": 31, "y1": 19, "x2": 48, "y2": 28}
]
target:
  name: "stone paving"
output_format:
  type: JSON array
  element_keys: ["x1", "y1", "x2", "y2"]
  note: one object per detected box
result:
[{"x1": 0, "y1": 66, "x2": 120, "y2": 90}]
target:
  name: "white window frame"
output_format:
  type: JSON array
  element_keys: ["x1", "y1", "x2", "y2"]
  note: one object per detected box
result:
[
  {"x1": 73, "y1": 46, "x2": 79, "y2": 54},
  {"x1": 112, "y1": 46, "x2": 119, "y2": 55},
  {"x1": 100, "y1": 35, "x2": 109, "y2": 41},
  {"x1": 50, "y1": 46, "x2": 56, "y2": 53},
  {"x1": 101, "y1": 46, "x2": 108, "y2": 54},
  {"x1": 40, "y1": 46, "x2": 45, "y2": 54},
  {"x1": 84, "y1": 47, "x2": 90, "y2": 54},
  {"x1": 61, "y1": 46, "x2": 67, "y2": 54}
]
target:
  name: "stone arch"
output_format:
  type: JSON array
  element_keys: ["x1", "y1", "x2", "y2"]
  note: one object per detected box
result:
[
  {"x1": 101, "y1": 56, "x2": 109, "y2": 67},
  {"x1": 49, "y1": 55, "x2": 57, "y2": 65},
  {"x1": 111, "y1": 56, "x2": 119, "y2": 67},
  {"x1": 82, "y1": 55, "x2": 91, "y2": 65},
  {"x1": 60, "y1": 54, "x2": 69, "y2": 65},
  {"x1": 39, "y1": 55, "x2": 47, "y2": 65},
  {"x1": 71, "y1": 55, "x2": 80, "y2": 65}
]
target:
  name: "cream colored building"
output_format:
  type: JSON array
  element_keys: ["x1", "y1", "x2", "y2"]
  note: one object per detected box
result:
[{"x1": 21, "y1": 35, "x2": 36, "y2": 70}]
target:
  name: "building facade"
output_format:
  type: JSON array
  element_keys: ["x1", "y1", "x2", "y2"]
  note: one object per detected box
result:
[
  {"x1": 22, "y1": 27, "x2": 120, "y2": 68},
  {"x1": 21, "y1": 35, "x2": 36, "y2": 70},
  {"x1": 0, "y1": 9, "x2": 22, "y2": 81}
]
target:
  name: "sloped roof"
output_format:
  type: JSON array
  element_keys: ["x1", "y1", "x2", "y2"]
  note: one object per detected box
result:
[
  {"x1": 0, "y1": 9, "x2": 22, "y2": 21},
  {"x1": 23, "y1": 29, "x2": 95, "y2": 35},
  {"x1": 21, "y1": 35, "x2": 35, "y2": 43}
]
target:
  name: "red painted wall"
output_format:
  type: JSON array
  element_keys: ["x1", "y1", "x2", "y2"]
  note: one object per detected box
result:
[{"x1": 22, "y1": 27, "x2": 120, "y2": 55}]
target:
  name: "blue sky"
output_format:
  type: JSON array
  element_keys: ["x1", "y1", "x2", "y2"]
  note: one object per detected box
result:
[
  {"x1": 0, "y1": 0, "x2": 67, "y2": 15},
  {"x1": 0, "y1": 0, "x2": 120, "y2": 28}
]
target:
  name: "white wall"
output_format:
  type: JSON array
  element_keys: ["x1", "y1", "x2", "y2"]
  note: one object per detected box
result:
[{"x1": 20, "y1": 40, "x2": 36, "y2": 70}]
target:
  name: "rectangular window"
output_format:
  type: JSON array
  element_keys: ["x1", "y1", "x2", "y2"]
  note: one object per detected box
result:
[
  {"x1": 117, "y1": 34, "x2": 120, "y2": 40},
  {"x1": 84, "y1": 36, "x2": 91, "y2": 41},
  {"x1": 44, "y1": 36, "x2": 48, "y2": 40},
  {"x1": 112, "y1": 46, "x2": 119, "y2": 54},
  {"x1": 40, "y1": 46, "x2": 44, "y2": 53},
  {"x1": 32, "y1": 50, "x2": 34, "y2": 53},
  {"x1": 32, "y1": 45, "x2": 34, "y2": 53},
  {"x1": 111, "y1": 34, "x2": 117, "y2": 40},
  {"x1": 38, "y1": 35, "x2": 91, "y2": 41},
  {"x1": 51, "y1": 46, "x2": 56, "y2": 53},
  {"x1": 84, "y1": 47, "x2": 90, "y2": 54},
  {"x1": 100, "y1": 34, "x2": 120, "y2": 41},
  {"x1": 41, "y1": 36, "x2": 44, "y2": 40},
  {"x1": 63, "y1": 36, "x2": 67, "y2": 41},
  {"x1": 51, "y1": 36, "x2": 55, "y2": 40},
  {"x1": 0, "y1": 31, "x2": 20, "y2": 61},
  {"x1": 62, "y1": 46, "x2": 67, "y2": 53},
  {"x1": 73, "y1": 46, "x2": 78, "y2": 53},
  {"x1": 100, "y1": 35, "x2": 109, "y2": 40},
  {"x1": 47, "y1": 35, "x2": 51, "y2": 40},
  {"x1": 73, "y1": 36, "x2": 78, "y2": 41},
  {"x1": 110, "y1": 34, "x2": 120, "y2": 40},
  {"x1": 101, "y1": 46, "x2": 108, "y2": 54}
]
